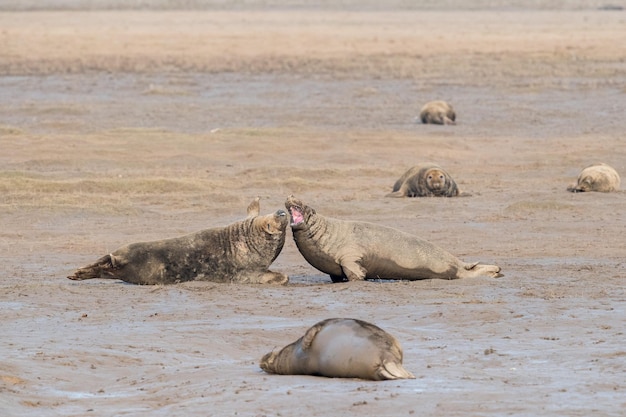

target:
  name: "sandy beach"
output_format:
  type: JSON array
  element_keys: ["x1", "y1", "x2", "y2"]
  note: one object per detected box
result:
[{"x1": 1, "y1": 2, "x2": 625, "y2": 416}]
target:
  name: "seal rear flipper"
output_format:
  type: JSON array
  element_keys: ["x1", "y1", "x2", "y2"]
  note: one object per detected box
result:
[
  {"x1": 464, "y1": 262, "x2": 503, "y2": 278},
  {"x1": 377, "y1": 360, "x2": 415, "y2": 380},
  {"x1": 67, "y1": 254, "x2": 124, "y2": 280},
  {"x1": 246, "y1": 197, "x2": 261, "y2": 218}
]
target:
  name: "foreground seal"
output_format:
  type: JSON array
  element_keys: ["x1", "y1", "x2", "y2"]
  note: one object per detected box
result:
[
  {"x1": 260, "y1": 318, "x2": 415, "y2": 380},
  {"x1": 68, "y1": 198, "x2": 289, "y2": 284},
  {"x1": 567, "y1": 163, "x2": 621, "y2": 193},
  {"x1": 419, "y1": 100, "x2": 456, "y2": 125},
  {"x1": 387, "y1": 163, "x2": 463, "y2": 197},
  {"x1": 285, "y1": 195, "x2": 501, "y2": 282}
]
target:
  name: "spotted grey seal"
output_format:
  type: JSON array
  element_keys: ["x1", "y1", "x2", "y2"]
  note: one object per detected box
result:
[
  {"x1": 260, "y1": 318, "x2": 415, "y2": 380},
  {"x1": 68, "y1": 198, "x2": 289, "y2": 284},
  {"x1": 285, "y1": 195, "x2": 501, "y2": 282}
]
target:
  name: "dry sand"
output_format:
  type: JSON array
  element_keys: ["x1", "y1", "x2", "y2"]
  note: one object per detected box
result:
[{"x1": 1, "y1": 3, "x2": 625, "y2": 416}]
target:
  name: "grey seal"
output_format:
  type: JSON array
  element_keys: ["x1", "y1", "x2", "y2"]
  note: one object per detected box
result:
[
  {"x1": 68, "y1": 198, "x2": 289, "y2": 284},
  {"x1": 419, "y1": 100, "x2": 456, "y2": 125},
  {"x1": 285, "y1": 195, "x2": 501, "y2": 283},
  {"x1": 260, "y1": 318, "x2": 415, "y2": 380},
  {"x1": 567, "y1": 163, "x2": 620, "y2": 193}
]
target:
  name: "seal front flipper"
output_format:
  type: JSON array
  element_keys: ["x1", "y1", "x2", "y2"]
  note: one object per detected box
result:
[
  {"x1": 300, "y1": 320, "x2": 327, "y2": 350},
  {"x1": 67, "y1": 254, "x2": 125, "y2": 280},
  {"x1": 385, "y1": 190, "x2": 407, "y2": 198},
  {"x1": 339, "y1": 256, "x2": 367, "y2": 281},
  {"x1": 377, "y1": 360, "x2": 416, "y2": 380},
  {"x1": 443, "y1": 116, "x2": 456, "y2": 125}
]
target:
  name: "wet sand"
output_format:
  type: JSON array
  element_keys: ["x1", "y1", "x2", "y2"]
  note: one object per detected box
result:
[{"x1": 1, "y1": 3, "x2": 625, "y2": 416}]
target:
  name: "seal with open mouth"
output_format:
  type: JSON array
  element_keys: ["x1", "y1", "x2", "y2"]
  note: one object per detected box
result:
[{"x1": 285, "y1": 195, "x2": 501, "y2": 282}]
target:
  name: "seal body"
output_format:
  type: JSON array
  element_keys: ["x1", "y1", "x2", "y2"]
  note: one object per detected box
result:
[
  {"x1": 260, "y1": 318, "x2": 415, "y2": 380},
  {"x1": 285, "y1": 195, "x2": 501, "y2": 282},
  {"x1": 567, "y1": 163, "x2": 621, "y2": 193},
  {"x1": 68, "y1": 198, "x2": 289, "y2": 284},
  {"x1": 387, "y1": 162, "x2": 461, "y2": 197},
  {"x1": 419, "y1": 100, "x2": 456, "y2": 125}
]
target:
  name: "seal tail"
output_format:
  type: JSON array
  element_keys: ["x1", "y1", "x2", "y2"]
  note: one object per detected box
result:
[
  {"x1": 377, "y1": 360, "x2": 415, "y2": 380},
  {"x1": 67, "y1": 254, "x2": 120, "y2": 280}
]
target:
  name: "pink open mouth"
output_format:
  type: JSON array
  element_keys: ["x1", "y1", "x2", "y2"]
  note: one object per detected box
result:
[{"x1": 289, "y1": 207, "x2": 304, "y2": 226}]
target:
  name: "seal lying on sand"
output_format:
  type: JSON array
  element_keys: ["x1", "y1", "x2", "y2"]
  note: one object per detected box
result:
[
  {"x1": 387, "y1": 163, "x2": 463, "y2": 197},
  {"x1": 419, "y1": 100, "x2": 456, "y2": 125},
  {"x1": 285, "y1": 195, "x2": 501, "y2": 282},
  {"x1": 260, "y1": 318, "x2": 415, "y2": 380},
  {"x1": 567, "y1": 163, "x2": 621, "y2": 193},
  {"x1": 68, "y1": 198, "x2": 289, "y2": 285}
]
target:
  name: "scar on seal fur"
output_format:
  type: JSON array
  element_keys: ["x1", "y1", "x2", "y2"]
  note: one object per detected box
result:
[
  {"x1": 567, "y1": 163, "x2": 621, "y2": 193},
  {"x1": 419, "y1": 100, "x2": 456, "y2": 125},
  {"x1": 285, "y1": 195, "x2": 501, "y2": 283},
  {"x1": 68, "y1": 198, "x2": 289, "y2": 285},
  {"x1": 387, "y1": 162, "x2": 467, "y2": 197},
  {"x1": 260, "y1": 318, "x2": 415, "y2": 380}
]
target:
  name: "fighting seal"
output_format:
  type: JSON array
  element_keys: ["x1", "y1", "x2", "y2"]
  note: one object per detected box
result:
[
  {"x1": 387, "y1": 162, "x2": 463, "y2": 197},
  {"x1": 285, "y1": 195, "x2": 501, "y2": 282},
  {"x1": 567, "y1": 163, "x2": 621, "y2": 193},
  {"x1": 419, "y1": 100, "x2": 456, "y2": 125},
  {"x1": 68, "y1": 198, "x2": 289, "y2": 285},
  {"x1": 260, "y1": 318, "x2": 415, "y2": 380}
]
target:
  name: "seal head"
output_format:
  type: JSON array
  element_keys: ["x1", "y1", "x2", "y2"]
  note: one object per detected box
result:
[{"x1": 285, "y1": 195, "x2": 314, "y2": 230}]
